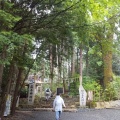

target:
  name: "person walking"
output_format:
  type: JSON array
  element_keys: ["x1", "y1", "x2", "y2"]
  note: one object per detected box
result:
[
  {"x1": 53, "y1": 93, "x2": 66, "y2": 120},
  {"x1": 45, "y1": 88, "x2": 52, "y2": 101}
]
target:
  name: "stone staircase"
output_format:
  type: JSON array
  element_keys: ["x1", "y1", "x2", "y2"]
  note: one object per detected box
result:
[
  {"x1": 18, "y1": 94, "x2": 79, "y2": 110},
  {"x1": 64, "y1": 96, "x2": 79, "y2": 108}
]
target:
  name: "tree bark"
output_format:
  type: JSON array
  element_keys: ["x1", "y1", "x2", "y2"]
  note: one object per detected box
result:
[
  {"x1": 102, "y1": 21, "x2": 114, "y2": 88},
  {"x1": 0, "y1": 46, "x2": 7, "y2": 94},
  {"x1": 85, "y1": 47, "x2": 89, "y2": 76},
  {"x1": 71, "y1": 46, "x2": 75, "y2": 77},
  {"x1": 11, "y1": 68, "x2": 24, "y2": 115},
  {"x1": 11, "y1": 42, "x2": 27, "y2": 115},
  {"x1": 79, "y1": 46, "x2": 83, "y2": 85},
  {"x1": 0, "y1": 62, "x2": 14, "y2": 118},
  {"x1": 0, "y1": 46, "x2": 7, "y2": 119},
  {"x1": 102, "y1": 34, "x2": 113, "y2": 88},
  {"x1": 49, "y1": 44, "x2": 54, "y2": 91}
]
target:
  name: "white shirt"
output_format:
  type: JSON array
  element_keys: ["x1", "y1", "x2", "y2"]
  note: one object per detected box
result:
[{"x1": 53, "y1": 95, "x2": 66, "y2": 112}]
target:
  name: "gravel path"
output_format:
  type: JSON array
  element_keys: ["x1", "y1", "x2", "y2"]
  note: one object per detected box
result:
[{"x1": 3, "y1": 108, "x2": 120, "y2": 120}]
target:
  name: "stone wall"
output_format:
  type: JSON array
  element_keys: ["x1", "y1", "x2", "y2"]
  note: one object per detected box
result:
[{"x1": 95, "y1": 100, "x2": 120, "y2": 109}]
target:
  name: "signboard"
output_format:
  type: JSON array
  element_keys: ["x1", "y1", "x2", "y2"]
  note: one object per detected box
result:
[
  {"x1": 79, "y1": 85, "x2": 87, "y2": 107},
  {"x1": 28, "y1": 83, "x2": 35, "y2": 105},
  {"x1": 4, "y1": 94, "x2": 11, "y2": 116},
  {"x1": 16, "y1": 96, "x2": 20, "y2": 107},
  {"x1": 87, "y1": 91, "x2": 93, "y2": 101},
  {"x1": 57, "y1": 88, "x2": 64, "y2": 94}
]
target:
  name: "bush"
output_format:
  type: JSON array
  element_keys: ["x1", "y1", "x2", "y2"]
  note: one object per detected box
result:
[
  {"x1": 112, "y1": 76, "x2": 120, "y2": 99},
  {"x1": 20, "y1": 86, "x2": 28, "y2": 98},
  {"x1": 83, "y1": 76, "x2": 102, "y2": 101},
  {"x1": 86, "y1": 101, "x2": 96, "y2": 108},
  {"x1": 69, "y1": 80, "x2": 79, "y2": 96}
]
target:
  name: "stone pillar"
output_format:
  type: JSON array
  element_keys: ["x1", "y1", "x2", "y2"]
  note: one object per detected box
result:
[
  {"x1": 79, "y1": 85, "x2": 87, "y2": 107},
  {"x1": 4, "y1": 94, "x2": 11, "y2": 116},
  {"x1": 28, "y1": 82, "x2": 35, "y2": 105}
]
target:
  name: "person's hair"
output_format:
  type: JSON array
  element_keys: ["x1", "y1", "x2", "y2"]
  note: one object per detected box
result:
[
  {"x1": 46, "y1": 89, "x2": 49, "y2": 92},
  {"x1": 57, "y1": 92, "x2": 60, "y2": 95}
]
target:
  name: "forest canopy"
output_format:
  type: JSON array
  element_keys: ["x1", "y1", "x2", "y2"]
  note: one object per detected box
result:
[{"x1": 0, "y1": 0, "x2": 120, "y2": 118}]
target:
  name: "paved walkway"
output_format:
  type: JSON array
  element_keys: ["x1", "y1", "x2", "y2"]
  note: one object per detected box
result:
[{"x1": 4, "y1": 108, "x2": 120, "y2": 120}]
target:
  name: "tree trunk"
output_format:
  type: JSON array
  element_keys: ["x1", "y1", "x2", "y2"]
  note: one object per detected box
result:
[
  {"x1": 71, "y1": 46, "x2": 75, "y2": 77},
  {"x1": 102, "y1": 35, "x2": 113, "y2": 88},
  {"x1": 11, "y1": 43, "x2": 27, "y2": 115},
  {"x1": 0, "y1": 64, "x2": 4, "y2": 93},
  {"x1": 0, "y1": 46, "x2": 7, "y2": 120},
  {"x1": 56, "y1": 45, "x2": 60, "y2": 85},
  {"x1": 96, "y1": 23, "x2": 114, "y2": 88},
  {"x1": 12, "y1": 59, "x2": 35, "y2": 115},
  {"x1": 76, "y1": 48, "x2": 79, "y2": 74},
  {"x1": 0, "y1": 46, "x2": 7, "y2": 94},
  {"x1": 85, "y1": 47, "x2": 89, "y2": 76},
  {"x1": 102, "y1": 22, "x2": 114, "y2": 88},
  {"x1": 49, "y1": 44, "x2": 53, "y2": 91},
  {"x1": 11, "y1": 68, "x2": 24, "y2": 115},
  {"x1": 0, "y1": 62, "x2": 14, "y2": 118},
  {"x1": 79, "y1": 47, "x2": 83, "y2": 85}
]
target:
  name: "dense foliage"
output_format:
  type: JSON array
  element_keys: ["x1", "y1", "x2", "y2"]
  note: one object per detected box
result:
[{"x1": 0, "y1": 0, "x2": 120, "y2": 118}]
